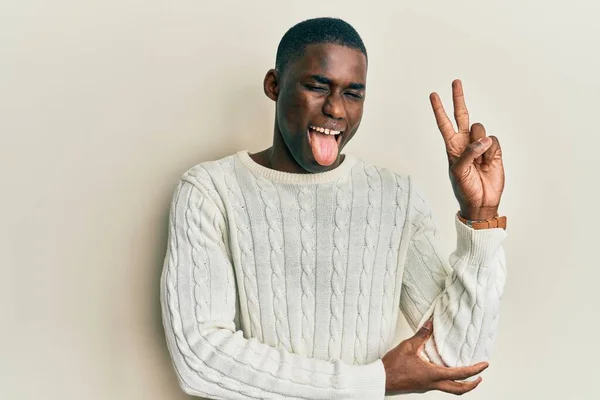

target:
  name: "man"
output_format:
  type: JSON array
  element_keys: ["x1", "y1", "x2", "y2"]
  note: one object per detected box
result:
[{"x1": 160, "y1": 17, "x2": 507, "y2": 399}]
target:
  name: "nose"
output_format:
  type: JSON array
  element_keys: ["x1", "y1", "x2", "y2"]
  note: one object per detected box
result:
[{"x1": 322, "y1": 92, "x2": 345, "y2": 120}]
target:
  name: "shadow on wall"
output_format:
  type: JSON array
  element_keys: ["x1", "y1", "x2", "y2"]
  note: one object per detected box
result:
[
  {"x1": 148, "y1": 81, "x2": 272, "y2": 399},
  {"x1": 215, "y1": 79, "x2": 274, "y2": 158}
]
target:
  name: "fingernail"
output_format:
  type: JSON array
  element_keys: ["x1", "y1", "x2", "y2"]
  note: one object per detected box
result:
[
  {"x1": 479, "y1": 137, "x2": 491, "y2": 145},
  {"x1": 424, "y1": 319, "x2": 433, "y2": 329}
]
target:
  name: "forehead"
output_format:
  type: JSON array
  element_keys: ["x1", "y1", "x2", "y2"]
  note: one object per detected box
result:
[{"x1": 287, "y1": 43, "x2": 367, "y2": 84}]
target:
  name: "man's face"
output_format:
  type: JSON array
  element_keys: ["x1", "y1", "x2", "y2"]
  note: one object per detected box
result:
[{"x1": 274, "y1": 43, "x2": 367, "y2": 172}]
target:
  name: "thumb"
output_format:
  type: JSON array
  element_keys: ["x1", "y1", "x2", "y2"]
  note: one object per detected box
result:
[
  {"x1": 452, "y1": 137, "x2": 492, "y2": 172},
  {"x1": 411, "y1": 318, "x2": 434, "y2": 345}
]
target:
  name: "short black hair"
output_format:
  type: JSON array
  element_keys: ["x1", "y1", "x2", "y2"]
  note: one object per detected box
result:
[{"x1": 275, "y1": 17, "x2": 367, "y2": 73}]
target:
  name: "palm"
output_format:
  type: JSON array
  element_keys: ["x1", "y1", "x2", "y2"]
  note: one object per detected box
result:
[{"x1": 430, "y1": 80, "x2": 505, "y2": 218}]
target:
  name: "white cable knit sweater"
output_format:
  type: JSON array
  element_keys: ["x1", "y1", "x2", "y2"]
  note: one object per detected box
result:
[{"x1": 160, "y1": 150, "x2": 507, "y2": 399}]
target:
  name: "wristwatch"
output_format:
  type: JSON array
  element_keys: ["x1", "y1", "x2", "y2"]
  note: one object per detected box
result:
[{"x1": 456, "y1": 211, "x2": 507, "y2": 230}]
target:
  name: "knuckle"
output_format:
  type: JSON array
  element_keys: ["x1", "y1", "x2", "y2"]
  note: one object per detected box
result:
[
  {"x1": 438, "y1": 120, "x2": 453, "y2": 130},
  {"x1": 399, "y1": 339, "x2": 415, "y2": 352},
  {"x1": 450, "y1": 165, "x2": 466, "y2": 179},
  {"x1": 472, "y1": 140, "x2": 485, "y2": 149},
  {"x1": 403, "y1": 343, "x2": 414, "y2": 353},
  {"x1": 465, "y1": 144, "x2": 479, "y2": 154}
]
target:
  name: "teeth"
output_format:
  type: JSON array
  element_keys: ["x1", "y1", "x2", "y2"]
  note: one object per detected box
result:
[{"x1": 310, "y1": 126, "x2": 341, "y2": 135}]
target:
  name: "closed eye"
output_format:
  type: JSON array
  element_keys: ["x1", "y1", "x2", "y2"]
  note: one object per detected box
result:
[
  {"x1": 345, "y1": 92, "x2": 363, "y2": 99},
  {"x1": 305, "y1": 85, "x2": 327, "y2": 92}
]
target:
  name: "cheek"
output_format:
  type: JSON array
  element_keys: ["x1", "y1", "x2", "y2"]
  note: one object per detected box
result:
[
  {"x1": 281, "y1": 92, "x2": 316, "y2": 128},
  {"x1": 347, "y1": 104, "x2": 364, "y2": 126}
]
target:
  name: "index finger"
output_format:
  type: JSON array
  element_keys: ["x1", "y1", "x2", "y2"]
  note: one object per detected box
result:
[
  {"x1": 434, "y1": 361, "x2": 489, "y2": 381},
  {"x1": 429, "y1": 92, "x2": 455, "y2": 142}
]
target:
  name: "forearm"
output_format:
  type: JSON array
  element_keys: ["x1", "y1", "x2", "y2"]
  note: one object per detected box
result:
[
  {"x1": 423, "y1": 217, "x2": 507, "y2": 367},
  {"x1": 161, "y1": 260, "x2": 385, "y2": 400}
]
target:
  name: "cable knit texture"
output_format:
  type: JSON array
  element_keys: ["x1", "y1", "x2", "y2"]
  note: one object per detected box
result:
[
  {"x1": 160, "y1": 150, "x2": 508, "y2": 399},
  {"x1": 298, "y1": 185, "x2": 316, "y2": 356}
]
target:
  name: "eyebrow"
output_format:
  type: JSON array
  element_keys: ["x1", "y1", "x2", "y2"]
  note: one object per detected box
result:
[{"x1": 310, "y1": 74, "x2": 365, "y2": 90}]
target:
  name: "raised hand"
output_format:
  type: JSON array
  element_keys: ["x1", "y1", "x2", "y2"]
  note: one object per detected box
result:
[
  {"x1": 429, "y1": 80, "x2": 505, "y2": 221},
  {"x1": 381, "y1": 319, "x2": 488, "y2": 396}
]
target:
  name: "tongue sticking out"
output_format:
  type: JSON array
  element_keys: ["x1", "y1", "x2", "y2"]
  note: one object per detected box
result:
[{"x1": 308, "y1": 129, "x2": 339, "y2": 166}]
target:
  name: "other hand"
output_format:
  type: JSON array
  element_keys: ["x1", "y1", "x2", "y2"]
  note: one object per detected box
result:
[{"x1": 381, "y1": 319, "x2": 488, "y2": 396}]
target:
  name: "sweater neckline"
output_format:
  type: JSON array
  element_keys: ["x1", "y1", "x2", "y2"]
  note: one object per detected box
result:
[{"x1": 235, "y1": 150, "x2": 357, "y2": 184}]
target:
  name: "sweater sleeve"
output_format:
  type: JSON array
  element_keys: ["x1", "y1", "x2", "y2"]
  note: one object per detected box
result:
[
  {"x1": 160, "y1": 178, "x2": 386, "y2": 399},
  {"x1": 399, "y1": 177, "x2": 507, "y2": 368}
]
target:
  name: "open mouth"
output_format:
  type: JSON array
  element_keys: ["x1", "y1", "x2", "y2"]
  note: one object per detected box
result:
[
  {"x1": 307, "y1": 125, "x2": 344, "y2": 166},
  {"x1": 307, "y1": 125, "x2": 343, "y2": 146}
]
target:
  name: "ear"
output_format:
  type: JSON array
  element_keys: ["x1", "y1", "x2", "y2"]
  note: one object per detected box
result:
[{"x1": 263, "y1": 69, "x2": 280, "y2": 101}]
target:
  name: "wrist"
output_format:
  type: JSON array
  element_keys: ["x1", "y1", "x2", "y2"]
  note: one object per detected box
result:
[
  {"x1": 381, "y1": 354, "x2": 392, "y2": 391},
  {"x1": 459, "y1": 206, "x2": 498, "y2": 221}
]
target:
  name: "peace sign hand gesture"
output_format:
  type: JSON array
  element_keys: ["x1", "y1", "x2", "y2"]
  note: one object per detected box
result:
[{"x1": 429, "y1": 80, "x2": 505, "y2": 221}]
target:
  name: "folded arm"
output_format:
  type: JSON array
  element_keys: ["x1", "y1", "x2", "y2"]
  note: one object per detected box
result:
[{"x1": 399, "y1": 177, "x2": 507, "y2": 367}]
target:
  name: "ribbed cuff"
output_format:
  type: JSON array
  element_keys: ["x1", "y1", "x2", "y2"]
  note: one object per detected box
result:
[
  {"x1": 454, "y1": 214, "x2": 507, "y2": 265},
  {"x1": 342, "y1": 359, "x2": 386, "y2": 399}
]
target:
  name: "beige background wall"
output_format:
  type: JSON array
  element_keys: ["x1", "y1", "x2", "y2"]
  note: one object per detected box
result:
[{"x1": 1, "y1": 1, "x2": 598, "y2": 399}]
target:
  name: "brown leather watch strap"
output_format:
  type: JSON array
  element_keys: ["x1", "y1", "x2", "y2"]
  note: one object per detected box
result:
[{"x1": 457, "y1": 211, "x2": 507, "y2": 230}]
